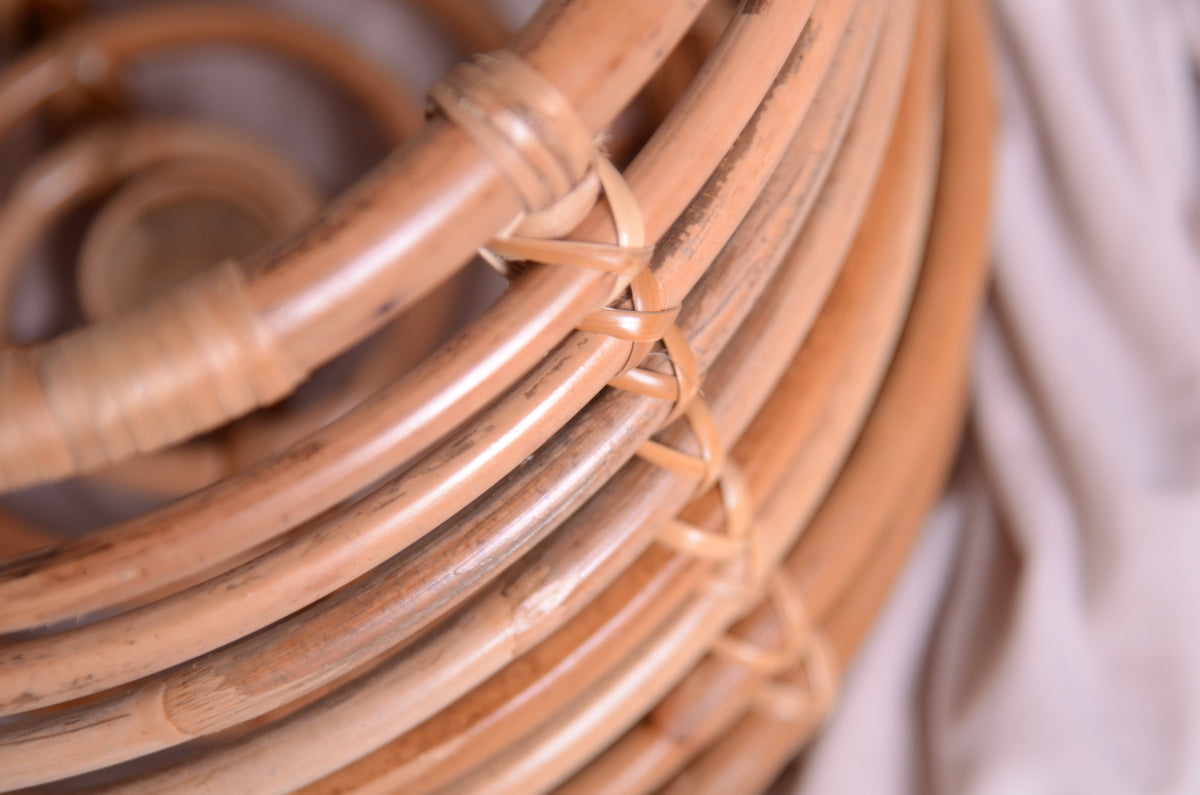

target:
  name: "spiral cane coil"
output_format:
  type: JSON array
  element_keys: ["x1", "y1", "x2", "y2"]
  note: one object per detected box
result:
[{"x1": 0, "y1": 0, "x2": 994, "y2": 792}]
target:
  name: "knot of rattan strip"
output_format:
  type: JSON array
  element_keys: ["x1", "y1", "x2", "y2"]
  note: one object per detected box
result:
[
  {"x1": 434, "y1": 48, "x2": 763, "y2": 634},
  {"x1": 0, "y1": 259, "x2": 304, "y2": 480},
  {"x1": 714, "y1": 570, "x2": 840, "y2": 726},
  {"x1": 431, "y1": 49, "x2": 650, "y2": 287},
  {"x1": 430, "y1": 50, "x2": 594, "y2": 215}
]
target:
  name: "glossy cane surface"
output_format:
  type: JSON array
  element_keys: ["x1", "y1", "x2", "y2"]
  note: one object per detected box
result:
[{"x1": 0, "y1": 0, "x2": 994, "y2": 792}]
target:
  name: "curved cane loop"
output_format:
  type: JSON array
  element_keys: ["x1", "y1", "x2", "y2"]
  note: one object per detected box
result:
[
  {"x1": 658, "y1": 457, "x2": 760, "y2": 592},
  {"x1": 657, "y1": 461, "x2": 752, "y2": 565},
  {"x1": 430, "y1": 50, "x2": 593, "y2": 214},
  {"x1": 0, "y1": 259, "x2": 305, "y2": 474},
  {"x1": 713, "y1": 571, "x2": 812, "y2": 674},
  {"x1": 435, "y1": 50, "x2": 750, "y2": 618},
  {"x1": 432, "y1": 51, "x2": 651, "y2": 296},
  {"x1": 432, "y1": 50, "x2": 680, "y2": 391},
  {"x1": 751, "y1": 631, "x2": 839, "y2": 727},
  {"x1": 709, "y1": 569, "x2": 840, "y2": 727}
]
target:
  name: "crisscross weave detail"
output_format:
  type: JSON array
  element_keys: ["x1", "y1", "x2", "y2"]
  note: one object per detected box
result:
[
  {"x1": 714, "y1": 571, "x2": 839, "y2": 726},
  {"x1": 432, "y1": 49, "x2": 837, "y2": 728}
]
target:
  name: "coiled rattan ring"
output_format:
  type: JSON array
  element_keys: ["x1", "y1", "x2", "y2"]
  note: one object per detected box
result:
[{"x1": 0, "y1": 0, "x2": 994, "y2": 792}]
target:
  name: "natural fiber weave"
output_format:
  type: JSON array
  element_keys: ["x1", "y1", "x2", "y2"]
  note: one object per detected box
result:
[{"x1": 0, "y1": 0, "x2": 994, "y2": 792}]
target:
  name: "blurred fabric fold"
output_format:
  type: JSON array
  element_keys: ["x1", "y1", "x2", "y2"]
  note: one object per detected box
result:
[{"x1": 794, "y1": 2, "x2": 1200, "y2": 793}]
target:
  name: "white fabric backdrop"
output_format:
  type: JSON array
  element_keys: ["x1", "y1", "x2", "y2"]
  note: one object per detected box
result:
[{"x1": 794, "y1": 2, "x2": 1200, "y2": 792}]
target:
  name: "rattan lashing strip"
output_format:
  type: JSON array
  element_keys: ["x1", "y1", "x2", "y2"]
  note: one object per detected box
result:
[
  {"x1": 93, "y1": 0, "x2": 926, "y2": 787},
  {"x1": 1, "y1": 17, "x2": 875, "y2": 793},
  {"x1": 9, "y1": 10, "x2": 902, "y2": 792},
  {"x1": 0, "y1": 0, "x2": 707, "y2": 492},
  {"x1": 0, "y1": 2, "x2": 430, "y2": 486},
  {"x1": 0, "y1": 0, "x2": 804, "y2": 634},
  {"x1": 72, "y1": 9, "x2": 883, "y2": 782},
  {"x1": 484, "y1": 21, "x2": 850, "y2": 763},
  {"x1": 0, "y1": 6, "x2": 447, "y2": 501},
  {"x1": 432, "y1": 169, "x2": 844, "y2": 795},
  {"x1": 436, "y1": 53, "x2": 723, "y2": 480},
  {"x1": 454, "y1": 60, "x2": 833, "y2": 718},
  {"x1": 585, "y1": 3, "x2": 994, "y2": 787},
  {"x1": 260, "y1": 5, "x2": 901, "y2": 790},
  {"x1": 453, "y1": 54, "x2": 761, "y2": 597},
  {"x1": 714, "y1": 572, "x2": 840, "y2": 726},
  {"x1": 422, "y1": 0, "x2": 937, "y2": 786},
  {"x1": 443, "y1": 55, "x2": 785, "y2": 615},
  {"x1": 491, "y1": 142, "x2": 839, "y2": 738},
  {"x1": 0, "y1": 6, "x2": 982, "y2": 795},
  {"x1": 0, "y1": 7, "x2": 835, "y2": 730}
]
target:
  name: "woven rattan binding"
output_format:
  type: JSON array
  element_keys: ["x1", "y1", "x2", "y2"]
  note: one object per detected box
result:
[
  {"x1": 0, "y1": 0, "x2": 995, "y2": 791},
  {"x1": 443, "y1": 49, "x2": 838, "y2": 737}
]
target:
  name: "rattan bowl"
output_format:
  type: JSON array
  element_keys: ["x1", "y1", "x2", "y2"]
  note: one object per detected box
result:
[{"x1": 0, "y1": 0, "x2": 994, "y2": 792}]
